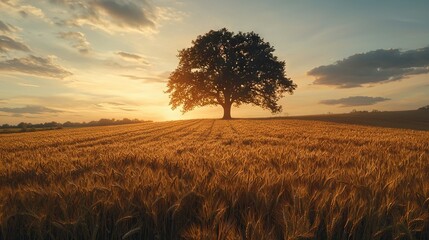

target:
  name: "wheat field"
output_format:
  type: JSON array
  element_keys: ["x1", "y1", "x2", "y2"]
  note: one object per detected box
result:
[{"x1": 1, "y1": 119, "x2": 428, "y2": 239}]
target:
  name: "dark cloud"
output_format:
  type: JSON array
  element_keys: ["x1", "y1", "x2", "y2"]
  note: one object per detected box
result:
[
  {"x1": 320, "y1": 96, "x2": 390, "y2": 107},
  {"x1": 0, "y1": 55, "x2": 72, "y2": 79},
  {"x1": 0, "y1": 20, "x2": 14, "y2": 33},
  {"x1": 58, "y1": 31, "x2": 91, "y2": 54},
  {"x1": 50, "y1": 0, "x2": 158, "y2": 32},
  {"x1": 0, "y1": 105, "x2": 63, "y2": 114},
  {"x1": 0, "y1": 35, "x2": 31, "y2": 52},
  {"x1": 308, "y1": 47, "x2": 429, "y2": 88},
  {"x1": 92, "y1": 0, "x2": 155, "y2": 29}
]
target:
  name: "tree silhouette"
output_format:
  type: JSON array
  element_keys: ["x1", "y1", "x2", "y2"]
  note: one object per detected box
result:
[{"x1": 167, "y1": 28, "x2": 297, "y2": 119}]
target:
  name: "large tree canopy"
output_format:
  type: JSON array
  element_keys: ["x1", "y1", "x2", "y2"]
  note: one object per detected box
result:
[{"x1": 167, "y1": 28, "x2": 296, "y2": 119}]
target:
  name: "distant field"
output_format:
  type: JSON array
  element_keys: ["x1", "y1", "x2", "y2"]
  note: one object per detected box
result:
[
  {"x1": 1, "y1": 119, "x2": 429, "y2": 239},
  {"x1": 287, "y1": 110, "x2": 429, "y2": 131}
]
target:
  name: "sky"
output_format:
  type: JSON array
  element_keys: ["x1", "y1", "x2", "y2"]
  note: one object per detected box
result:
[{"x1": 0, "y1": 0, "x2": 428, "y2": 124}]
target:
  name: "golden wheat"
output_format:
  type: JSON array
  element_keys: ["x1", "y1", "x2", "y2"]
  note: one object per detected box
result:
[{"x1": 0, "y1": 119, "x2": 428, "y2": 239}]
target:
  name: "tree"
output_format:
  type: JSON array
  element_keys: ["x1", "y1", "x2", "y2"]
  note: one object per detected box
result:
[
  {"x1": 167, "y1": 28, "x2": 296, "y2": 119},
  {"x1": 418, "y1": 105, "x2": 429, "y2": 111}
]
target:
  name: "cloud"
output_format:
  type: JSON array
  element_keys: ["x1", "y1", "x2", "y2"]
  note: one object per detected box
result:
[
  {"x1": 320, "y1": 96, "x2": 390, "y2": 107},
  {"x1": 94, "y1": 101, "x2": 138, "y2": 112},
  {"x1": 0, "y1": 0, "x2": 14, "y2": 9},
  {"x1": 6, "y1": 95, "x2": 116, "y2": 111},
  {"x1": 17, "y1": 82, "x2": 40, "y2": 87},
  {"x1": 308, "y1": 47, "x2": 429, "y2": 88},
  {"x1": 92, "y1": 0, "x2": 155, "y2": 28},
  {"x1": 0, "y1": 20, "x2": 14, "y2": 33},
  {"x1": 58, "y1": 31, "x2": 91, "y2": 54},
  {"x1": 103, "y1": 58, "x2": 149, "y2": 71},
  {"x1": 119, "y1": 107, "x2": 137, "y2": 111},
  {"x1": 0, "y1": 1, "x2": 50, "y2": 22},
  {"x1": 95, "y1": 102, "x2": 126, "y2": 107},
  {"x1": 116, "y1": 51, "x2": 149, "y2": 62},
  {"x1": 0, "y1": 35, "x2": 30, "y2": 52},
  {"x1": 116, "y1": 51, "x2": 150, "y2": 65},
  {"x1": 19, "y1": 5, "x2": 47, "y2": 19},
  {"x1": 49, "y1": 0, "x2": 170, "y2": 32},
  {"x1": 106, "y1": 102, "x2": 125, "y2": 106},
  {"x1": 0, "y1": 55, "x2": 72, "y2": 79},
  {"x1": 11, "y1": 113, "x2": 24, "y2": 117},
  {"x1": 8, "y1": 113, "x2": 45, "y2": 118},
  {"x1": 117, "y1": 51, "x2": 141, "y2": 60},
  {"x1": 0, "y1": 105, "x2": 63, "y2": 114},
  {"x1": 121, "y1": 74, "x2": 145, "y2": 80},
  {"x1": 120, "y1": 71, "x2": 169, "y2": 83}
]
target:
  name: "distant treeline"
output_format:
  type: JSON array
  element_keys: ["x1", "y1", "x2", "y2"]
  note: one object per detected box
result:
[
  {"x1": 349, "y1": 109, "x2": 384, "y2": 114},
  {"x1": 418, "y1": 105, "x2": 429, "y2": 111},
  {"x1": 1, "y1": 118, "x2": 150, "y2": 132},
  {"x1": 349, "y1": 105, "x2": 429, "y2": 114}
]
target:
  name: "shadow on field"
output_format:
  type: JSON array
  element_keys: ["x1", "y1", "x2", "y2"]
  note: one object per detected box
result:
[{"x1": 239, "y1": 110, "x2": 429, "y2": 131}]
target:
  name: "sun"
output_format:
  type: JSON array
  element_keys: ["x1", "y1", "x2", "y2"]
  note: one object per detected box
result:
[{"x1": 161, "y1": 107, "x2": 183, "y2": 121}]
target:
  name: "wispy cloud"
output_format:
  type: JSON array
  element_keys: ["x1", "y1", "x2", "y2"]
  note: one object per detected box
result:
[
  {"x1": 121, "y1": 74, "x2": 145, "y2": 80},
  {"x1": 0, "y1": 55, "x2": 72, "y2": 79},
  {"x1": 94, "y1": 102, "x2": 126, "y2": 108},
  {"x1": 0, "y1": 20, "x2": 15, "y2": 33},
  {"x1": 119, "y1": 107, "x2": 137, "y2": 112},
  {"x1": 17, "y1": 82, "x2": 40, "y2": 87},
  {"x1": 58, "y1": 31, "x2": 91, "y2": 54},
  {"x1": 116, "y1": 51, "x2": 149, "y2": 64},
  {"x1": 0, "y1": 1, "x2": 50, "y2": 22},
  {"x1": 308, "y1": 47, "x2": 429, "y2": 88},
  {"x1": 116, "y1": 51, "x2": 142, "y2": 60},
  {"x1": 103, "y1": 58, "x2": 150, "y2": 71},
  {"x1": 8, "y1": 113, "x2": 44, "y2": 118},
  {"x1": 106, "y1": 102, "x2": 125, "y2": 106},
  {"x1": 5, "y1": 95, "x2": 119, "y2": 111},
  {"x1": 0, "y1": 105, "x2": 63, "y2": 114},
  {"x1": 94, "y1": 101, "x2": 139, "y2": 112},
  {"x1": 0, "y1": 35, "x2": 30, "y2": 52},
  {"x1": 120, "y1": 71, "x2": 169, "y2": 83},
  {"x1": 320, "y1": 96, "x2": 390, "y2": 107},
  {"x1": 18, "y1": 5, "x2": 47, "y2": 20}
]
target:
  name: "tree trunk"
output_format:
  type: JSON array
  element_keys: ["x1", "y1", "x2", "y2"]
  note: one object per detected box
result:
[{"x1": 222, "y1": 103, "x2": 232, "y2": 120}]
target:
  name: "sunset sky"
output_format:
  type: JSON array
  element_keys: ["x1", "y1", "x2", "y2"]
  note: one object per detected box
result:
[{"x1": 1, "y1": 0, "x2": 428, "y2": 124}]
